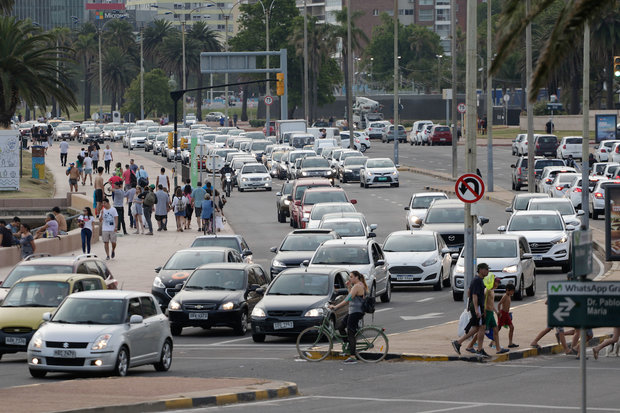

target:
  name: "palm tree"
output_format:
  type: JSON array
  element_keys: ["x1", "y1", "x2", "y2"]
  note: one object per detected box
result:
[
  {"x1": 0, "y1": 16, "x2": 76, "y2": 127},
  {"x1": 103, "y1": 19, "x2": 137, "y2": 56},
  {"x1": 0, "y1": 0, "x2": 13, "y2": 15},
  {"x1": 49, "y1": 27, "x2": 73, "y2": 117},
  {"x1": 73, "y1": 31, "x2": 97, "y2": 120},
  {"x1": 187, "y1": 21, "x2": 221, "y2": 121},
  {"x1": 492, "y1": 0, "x2": 616, "y2": 101},
  {"x1": 101, "y1": 46, "x2": 136, "y2": 111},
  {"x1": 143, "y1": 19, "x2": 174, "y2": 66},
  {"x1": 159, "y1": 30, "x2": 199, "y2": 94}
]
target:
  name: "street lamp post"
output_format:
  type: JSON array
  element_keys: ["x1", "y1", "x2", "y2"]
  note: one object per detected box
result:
[
  {"x1": 140, "y1": 25, "x2": 144, "y2": 120},
  {"x1": 257, "y1": 0, "x2": 277, "y2": 134},
  {"x1": 436, "y1": 54, "x2": 443, "y2": 92},
  {"x1": 303, "y1": 0, "x2": 309, "y2": 123}
]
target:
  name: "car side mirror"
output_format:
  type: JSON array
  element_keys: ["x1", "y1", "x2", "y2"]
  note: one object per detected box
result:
[
  {"x1": 301, "y1": 260, "x2": 310, "y2": 267},
  {"x1": 270, "y1": 246, "x2": 277, "y2": 253},
  {"x1": 255, "y1": 287, "x2": 265, "y2": 295},
  {"x1": 505, "y1": 207, "x2": 513, "y2": 213},
  {"x1": 522, "y1": 253, "x2": 533, "y2": 260},
  {"x1": 566, "y1": 224, "x2": 577, "y2": 231},
  {"x1": 375, "y1": 259, "x2": 385, "y2": 266},
  {"x1": 368, "y1": 232, "x2": 377, "y2": 238},
  {"x1": 498, "y1": 225, "x2": 507, "y2": 233},
  {"x1": 577, "y1": 210, "x2": 585, "y2": 216},
  {"x1": 510, "y1": 164, "x2": 516, "y2": 168},
  {"x1": 287, "y1": 195, "x2": 292, "y2": 201},
  {"x1": 276, "y1": 192, "x2": 282, "y2": 196},
  {"x1": 334, "y1": 288, "x2": 348, "y2": 297},
  {"x1": 440, "y1": 247, "x2": 451, "y2": 255},
  {"x1": 42, "y1": 312, "x2": 52, "y2": 321},
  {"x1": 450, "y1": 253, "x2": 460, "y2": 260},
  {"x1": 129, "y1": 315, "x2": 144, "y2": 324},
  {"x1": 174, "y1": 283, "x2": 184, "y2": 291},
  {"x1": 404, "y1": 206, "x2": 410, "y2": 210},
  {"x1": 249, "y1": 283, "x2": 260, "y2": 292},
  {"x1": 479, "y1": 217, "x2": 489, "y2": 226},
  {"x1": 242, "y1": 249, "x2": 252, "y2": 257},
  {"x1": 155, "y1": 266, "x2": 161, "y2": 273}
]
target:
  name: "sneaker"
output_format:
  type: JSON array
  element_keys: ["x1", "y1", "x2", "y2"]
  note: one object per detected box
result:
[
  {"x1": 146, "y1": 232, "x2": 153, "y2": 236},
  {"x1": 105, "y1": 256, "x2": 110, "y2": 260},
  {"x1": 508, "y1": 343, "x2": 519, "y2": 348},
  {"x1": 477, "y1": 349, "x2": 491, "y2": 358},
  {"x1": 343, "y1": 356, "x2": 358, "y2": 364},
  {"x1": 451, "y1": 340, "x2": 461, "y2": 355},
  {"x1": 111, "y1": 251, "x2": 115, "y2": 259},
  {"x1": 497, "y1": 348, "x2": 509, "y2": 354},
  {"x1": 465, "y1": 347, "x2": 477, "y2": 354}
]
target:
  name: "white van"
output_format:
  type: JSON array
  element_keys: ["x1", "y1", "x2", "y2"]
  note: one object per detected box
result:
[{"x1": 307, "y1": 127, "x2": 341, "y2": 145}]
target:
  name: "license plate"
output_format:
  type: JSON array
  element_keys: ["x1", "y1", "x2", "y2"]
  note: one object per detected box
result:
[
  {"x1": 377, "y1": 177, "x2": 388, "y2": 181},
  {"x1": 273, "y1": 321, "x2": 294, "y2": 330},
  {"x1": 396, "y1": 275, "x2": 415, "y2": 281},
  {"x1": 532, "y1": 255, "x2": 543, "y2": 261},
  {"x1": 189, "y1": 313, "x2": 209, "y2": 320},
  {"x1": 5, "y1": 337, "x2": 26, "y2": 346},
  {"x1": 53, "y1": 349, "x2": 76, "y2": 358},
  {"x1": 440, "y1": 138, "x2": 446, "y2": 141}
]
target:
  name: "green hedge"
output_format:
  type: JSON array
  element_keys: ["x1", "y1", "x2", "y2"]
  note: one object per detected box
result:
[{"x1": 249, "y1": 119, "x2": 265, "y2": 127}]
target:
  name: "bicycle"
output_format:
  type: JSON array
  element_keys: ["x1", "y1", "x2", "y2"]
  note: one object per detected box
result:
[{"x1": 296, "y1": 307, "x2": 389, "y2": 363}]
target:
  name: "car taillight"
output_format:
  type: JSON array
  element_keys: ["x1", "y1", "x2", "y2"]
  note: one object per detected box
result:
[
  {"x1": 545, "y1": 178, "x2": 553, "y2": 183},
  {"x1": 602, "y1": 149, "x2": 607, "y2": 153},
  {"x1": 517, "y1": 167, "x2": 522, "y2": 174},
  {"x1": 616, "y1": 146, "x2": 620, "y2": 153},
  {"x1": 574, "y1": 187, "x2": 582, "y2": 193},
  {"x1": 536, "y1": 143, "x2": 540, "y2": 148},
  {"x1": 556, "y1": 186, "x2": 564, "y2": 191},
  {"x1": 563, "y1": 144, "x2": 567, "y2": 149},
  {"x1": 595, "y1": 192, "x2": 604, "y2": 199}
]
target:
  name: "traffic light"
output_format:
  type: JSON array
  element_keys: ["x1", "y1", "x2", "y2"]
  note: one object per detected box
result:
[
  {"x1": 167, "y1": 131, "x2": 174, "y2": 149},
  {"x1": 276, "y1": 73, "x2": 285, "y2": 96},
  {"x1": 615, "y1": 56, "x2": 620, "y2": 77}
]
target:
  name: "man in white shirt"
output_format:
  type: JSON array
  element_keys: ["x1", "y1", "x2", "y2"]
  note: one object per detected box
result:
[
  {"x1": 82, "y1": 154, "x2": 93, "y2": 186},
  {"x1": 99, "y1": 198, "x2": 118, "y2": 260},
  {"x1": 59, "y1": 139, "x2": 69, "y2": 166}
]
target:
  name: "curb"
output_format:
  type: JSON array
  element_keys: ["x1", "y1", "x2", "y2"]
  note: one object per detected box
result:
[
  {"x1": 491, "y1": 334, "x2": 612, "y2": 363},
  {"x1": 58, "y1": 382, "x2": 299, "y2": 413}
]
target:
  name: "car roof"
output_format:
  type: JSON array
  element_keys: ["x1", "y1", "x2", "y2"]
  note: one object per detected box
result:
[
  {"x1": 311, "y1": 202, "x2": 354, "y2": 209},
  {"x1": 542, "y1": 166, "x2": 576, "y2": 173},
  {"x1": 293, "y1": 178, "x2": 331, "y2": 185},
  {"x1": 320, "y1": 238, "x2": 370, "y2": 247},
  {"x1": 321, "y1": 212, "x2": 365, "y2": 220},
  {"x1": 514, "y1": 193, "x2": 549, "y2": 199},
  {"x1": 412, "y1": 192, "x2": 448, "y2": 198},
  {"x1": 16, "y1": 254, "x2": 100, "y2": 265},
  {"x1": 476, "y1": 234, "x2": 524, "y2": 242},
  {"x1": 278, "y1": 267, "x2": 341, "y2": 276},
  {"x1": 290, "y1": 229, "x2": 338, "y2": 235},
  {"x1": 18, "y1": 273, "x2": 101, "y2": 283},
  {"x1": 176, "y1": 247, "x2": 234, "y2": 254},
  {"x1": 322, "y1": 217, "x2": 363, "y2": 224},
  {"x1": 304, "y1": 187, "x2": 345, "y2": 194},
  {"x1": 429, "y1": 199, "x2": 463, "y2": 208},
  {"x1": 512, "y1": 210, "x2": 561, "y2": 217},
  {"x1": 387, "y1": 230, "x2": 436, "y2": 237},
  {"x1": 529, "y1": 198, "x2": 572, "y2": 205},
  {"x1": 193, "y1": 234, "x2": 243, "y2": 241},
  {"x1": 69, "y1": 290, "x2": 149, "y2": 300},
  {"x1": 194, "y1": 262, "x2": 252, "y2": 271}
]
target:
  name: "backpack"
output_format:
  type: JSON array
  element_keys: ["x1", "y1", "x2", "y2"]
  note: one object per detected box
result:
[
  {"x1": 361, "y1": 293, "x2": 375, "y2": 314},
  {"x1": 143, "y1": 191, "x2": 156, "y2": 207},
  {"x1": 129, "y1": 170, "x2": 137, "y2": 187},
  {"x1": 175, "y1": 196, "x2": 185, "y2": 213}
]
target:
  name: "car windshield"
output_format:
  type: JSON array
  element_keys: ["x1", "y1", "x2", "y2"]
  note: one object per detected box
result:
[
  {"x1": 411, "y1": 195, "x2": 446, "y2": 209},
  {"x1": 156, "y1": 135, "x2": 166, "y2": 142},
  {"x1": 304, "y1": 191, "x2": 348, "y2": 205},
  {"x1": 268, "y1": 273, "x2": 330, "y2": 296},
  {"x1": 604, "y1": 141, "x2": 618, "y2": 148},
  {"x1": 251, "y1": 142, "x2": 269, "y2": 151},
  {"x1": 295, "y1": 184, "x2": 328, "y2": 200},
  {"x1": 132, "y1": 132, "x2": 147, "y2": 137},
  {"x1": 57, "y1": 125, "x2": 71, "y2": 131},
  {"x1": 290, "y1": 152, "x2": 309, "y2": 163},
  {"x1": 476, "y1": 239, "x2": 518, "y2": 258},
  {"x1": 85, "y1": 128, "x2": 98, "y2": 133},
  {"x1": 280, "y1": 234, "x2": 335, "y2": 251},
  {"x1": 366, "y1": 159, "x2": 394, "y2": 168},
  {"x1": 538, "y1": 136, "x2": 557, "y2": 144},
  {"x1": 341, "y1": 152, "x2": 360, "y2": 160},
  {"x1": 3, "y1": 265, "x2": 73, "y2": 288},
  {"x1": 272, "y1": 152, "x2": 284, "y2": 162},
  {"x1": 535, "y1": 160, "x2": 564, "y2": 169},
  {"x1": 303, "y1": 158, "x2": 330, "y2": 168},
  {"x1": 529, "y1": 202, "x2": 575, "y2": 216},
  {"x1": 51, "y1": 297, "x2": 126, "y2": 324},
  {"x1": 518, "y1": 158, "x2": 528, "y2": 168},
  {"x1": 190, "y1": 238, "x2": 240, "y2": 251},
  {"x1": 163, "y1": 251, "x2": 225, "y2": 270},
  {"x1": 312, "y1": 246, "x2": 370, "y2": 265},
  {"x1": 594, "y1": 164, "x2": 606, "y2": 174},
  {"x1": 344, "y1": 157, "x2": 367, "y2": 166},
  {"x1": 114, "y1": 125, "x2": 127, "y2": 131},
  {"x1": 242, "y1": 165, "x2": 268, "y2": 174},
  {"x1": 383, "y1": 234, "x2": 436, "y2": 252},
  {"x1": 508, "y1": 214, "x2": 564, "y2": 231},
  {"x1": 320, "y1": 221, "x2": 365, "y2": 237},
  {"x1": 311, "y1": 203, "x2": 356, "y2": 219},
  {"x1": 515, "y1": 196, "x2": 546, "y2": 210},
  {"x1": 185, "y1": 269, "x2": 246, "y2": 290},
  {"x1": 2, "y1": 281, "x2": 69, "y2": 308},
  {"x1": 216, "y1": 136, "x2": 227, "y2": 143},
  {"x1": 425, "y1": 207, "x2": 464, "y2": 224}
]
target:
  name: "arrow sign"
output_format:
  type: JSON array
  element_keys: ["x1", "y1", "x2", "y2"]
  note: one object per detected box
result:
[
  {"x1": 455, "y1": 174, "x2": 485, "y2": 203},
  {"x1": 400, "y1": 312, "x2": 443, "y2": 321},
  {"x1": 553, "y1": 297, "x2": 576, "y2": 322}
]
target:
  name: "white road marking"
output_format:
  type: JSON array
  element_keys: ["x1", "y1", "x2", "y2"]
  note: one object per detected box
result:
[
  {"x1": 416, "y1": 404, "x2": 485, "y2": 413},
  {"x1": 416, "y1": 297, "x2": 434, "y2": 303},
  {"x1": 493, "y1": 364, "x2": 620, "y2": 371},
  {"x1": 174, "y1": 356, "x2": 283, "y2": 361},
  {"x1": 209, "y1": 337, "x2": 252, "y2": 345},
  {"x1": 374, "y1": 307, "x2": 393, "y2": 313},
  {"x1": 400, "y1": 312, "x2": 443, "y2": 321},
  {"x1": 593, "y1": 254, "x2": 605, "y2": 280}
]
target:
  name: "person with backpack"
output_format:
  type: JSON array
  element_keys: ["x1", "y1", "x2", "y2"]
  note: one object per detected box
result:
[
  {"x1": 171, "y1": 187, "x2": 187, "y2": 232},
  {"x1": 329, "y1": 270, "x2": 369, "y2": 364},
  {"x1": 136, "y1": 165, "x2": 149, "y2": 188},
  {"x1": 141, "y1": 184, "x2": 157, "y2": 235}
]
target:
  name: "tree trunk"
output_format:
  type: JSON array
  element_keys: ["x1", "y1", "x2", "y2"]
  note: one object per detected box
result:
[
  {"x1": 196, "y1": 72, "x2": 203, "y2": 121},
  {"x1": 606, "y1": 51, "x2": 614, "y2": 109},
  {"x1": 84, "y1": 77, "x2": 91, "y2": 121},
  {"x1": 241, "y1": 84, "x2": 248, "y2": 122},
  {"x1": 111, "y1": 92, "x2": 116, "y2": 112},
  {"x1": 569, "y1": 72, "x2": 580, "y2": 115},
  {"x1": 343, "y1": 49, "x2": 350, "y2": 121}
]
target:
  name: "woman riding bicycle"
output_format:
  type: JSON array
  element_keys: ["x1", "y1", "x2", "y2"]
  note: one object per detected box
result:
[{"x1": 329, "y1": 270, "x2": 368, "y2": 364}]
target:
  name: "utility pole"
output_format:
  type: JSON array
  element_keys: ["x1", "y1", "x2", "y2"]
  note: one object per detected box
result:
[
  {"x1": 140, "y1": 25, "x2": 144, "y2": 120},
  {"x1": 393, "y1": 0, "x2": 399, "y2": 163},
  {"x1": 486, "y1": 0, "x2": 493, "y2": 192},
  {"x1": 181, "y1": 21, "x2": 187, "y2": 123},
  {"x1": 265, "y1": 6, "x2": 271, "y2": 134},
  {"x1": 98, "y1": 27, "x2": 103, "y2": 121},
  {"x1": 451, "y1": 0, "x2": 457, "y2": 179},
  {"x1": 346, "y1": 0, "x2": 353, "y2": 148},
  {"x1": 303, "y1": 0, "x2": 309, "y2": 123},
  {"x1": 463, "y1": 0, "x2": 477, "y2": 301},
  {"x1": 526, "y1": 0, "x2": 535, "y2": 193}
]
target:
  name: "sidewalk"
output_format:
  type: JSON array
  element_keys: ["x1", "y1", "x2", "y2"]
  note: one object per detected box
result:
[{"x1": 0, "y1": 376, "x2": 298, "y2": 413}]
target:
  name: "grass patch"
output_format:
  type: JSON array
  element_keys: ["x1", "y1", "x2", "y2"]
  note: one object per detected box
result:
[{"x1": 2, "y1": 150, "x2": 54, "y2": 199}]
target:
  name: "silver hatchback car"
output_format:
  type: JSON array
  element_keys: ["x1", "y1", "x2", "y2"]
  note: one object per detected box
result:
[{"x1": 27, "y1": 290, "x2": 173, "y2": 378}]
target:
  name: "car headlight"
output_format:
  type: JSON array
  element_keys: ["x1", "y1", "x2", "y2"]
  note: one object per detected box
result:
[
  {"x1": 454, "y1": 264, "x2": 464, "y2": 274},
  {"x1": 303, "y1": 212, "x2": 310, "y2": 218},
  {"x1": 56, "y1": 132, "x2": 62, "y2": 137},
  {"x1": 168, "y1": 300, "x2": 181, "y2": 311},
  {"x1": 91, "y1": 334, "x2": 111, "y2": 350},
  {"x1": 422, "y1": 257, "x2": 438, "y2": 267},
  {"x1": 152, "y1": 277, "x2": 165, "y2": 289},
  {"x1": 502, "y1": 265, "x2": 518, "y2": 273},
  {"x1": 264, "y1": 177, "x2": 271, "y2": 181},
  {"x1": 31, "y1": 332, "x2": 43, "y2": 349},
  {"x1": 455, "y1": 277, "x2": 464, "y2": 288},
  {"x1": 272, "y1": 260, "x2": 286, "y2": 268},
  {"x1": 251, "y1": 307, "x2": 266, "y2": 317},
  {"x1": 408, "y1": 215, "x2": 420, "y2": 224},
  {"x1": 392, "y1": 171, "x2": 398, "y2": 176},
  {"x1": 551, "y1": 235, "x2": 568, "y2": 244},
  {"x1": 301, "y1": 171, "x2": 308, "y2": 176},
  {"x1": 221, "y1": 301, "x2": 235, "y2": 311},
  {"x1": 283, "y1": 199, "x2": 290, "y2": 205},
  {"x1": 241, "y1": 177, "x2": 248, "y2": 182},
  {"x1": 304, "y1": 308, "x2": 325, "y2": 317}
]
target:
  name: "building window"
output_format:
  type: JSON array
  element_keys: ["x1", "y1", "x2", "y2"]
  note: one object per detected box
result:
[
  {"x1": 373, "y1": 9, "x2": 379, "y2": 16},
  {"x1": 405, "y1": 9, "x2": 414, "y2": 15},
  {"x1": 399, "y1": 9, "x2": 404, "y2": 15},
  {"x1": 217, "y1": 24, "x2": 225, "y2": 30},
  {"x1": 418, "y1": 9, "x2": 433, "y2": 21},
  {"x1": 174, "y1": 3, "x2": 183, "y2": 10},
  {"x1": 419, "y1": 0, "x2": 434, "y2": 5}
]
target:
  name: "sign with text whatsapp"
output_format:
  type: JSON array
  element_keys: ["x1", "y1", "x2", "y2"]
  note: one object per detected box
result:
[{"x1": 547, "y1": 281, "x2": 620, "y2": 327}]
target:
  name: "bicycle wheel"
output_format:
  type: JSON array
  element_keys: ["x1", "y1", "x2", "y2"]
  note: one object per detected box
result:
[
  {"x1": 296, "y1": 326, "x2": 333, "y2": 362},
  {"x1": 103, "y1": 181, "x2": 112, "y2": 197},
  {"x1": 355, "y1": 327, "x2": 389, "y2": 363}
]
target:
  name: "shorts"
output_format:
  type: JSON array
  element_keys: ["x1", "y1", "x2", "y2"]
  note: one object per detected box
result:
[
  {"x1": 174, "y1": 211, "x2": 185, "y2": 217},
  {"x1": 194, "y1": 207, "x2": 202, "y2": 218},
  {"x1": 498, "y1": 310, "x2": 513, "y2": 328},
  {"x1": 78, "y1": 167, "x2": 83, "y2": 173},
  {"x1": 95, "y1": 189, "x2": 103, "y2": 202},
  {"x1": 155, "y1": 215, "x2": 167, "y2": 221},
  {"x1": 485, "y1": 310, "x2": 497, "y2": 330},
  {"x1": 85, "y1": 168, "x2": 92, "y2": 175},
  {"x1": 101, "y1": 230, "x2": 117, "y2": 243},
  {"x1": 69, "y1": 178, "x2": 77, "y2": 185}
]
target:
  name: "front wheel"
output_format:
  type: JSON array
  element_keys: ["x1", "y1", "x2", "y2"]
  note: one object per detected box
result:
[
  {"x1": 114, "y1": 347, "x2": 130, "y2": 377},
  {"x1": 234, "y1": 311, "x2": 248, "y2": 335},
  {"x1": 380, "y1": 280, "x2": 391, "y2": 303},
  {"x1": 296, "y1": 326, "x2": 332, "y2": 361},
  {"x1": 452, "y1": 290, "x2": 463, "y2": 301},
  {"x1": 355, "y1": 327, "x2": 389, "y2": 363},
  {"x1": 526, "y1": 272, "x2": 536, "y2": 296},
  {"x1": 360, "y1": 144, "x2": 367, "y2": 153},
  {"x1": 29, "y1": 368, "x2": 47, "y2": 378}
]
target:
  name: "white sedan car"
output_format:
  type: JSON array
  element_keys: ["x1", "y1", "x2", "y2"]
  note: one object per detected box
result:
[
  {"x1": 589, "y1": 179, "x2": 619, "y2": 220},
  {"x1": 306, "y1": 202, "x2": 356, "y2": 229},
  {"x1": 547, "y1": 172, "x2": 580, "y2": 198},
  {"x1": 27, "y1": 290, "x2": 173, "y2": 378},
  {"x1": 237, "y1": 163, "x2": 272, "y2": 192},
  {"x1": 360, "y1": 158, "x2": 399, "y2": 188},
  {"x1": 404, "y1": 192, "x2": 449, "y2": 229},
  {"x1": 536, "y1": 166, "x2": 577, "y2": 194},
  {"x1": 382, "y1": 230, "x2": 452, "y2": 291},
  {"x1": 594, "y1": 140, "x2": 620, "y2": 162},
  {"x1": 527, "y1": 198, "x2": 583, "y2": 228}
]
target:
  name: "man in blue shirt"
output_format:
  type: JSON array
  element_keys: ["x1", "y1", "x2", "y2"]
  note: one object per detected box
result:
[{"x1": 191, "y1": 182, "x2": 207, "y2": 231}]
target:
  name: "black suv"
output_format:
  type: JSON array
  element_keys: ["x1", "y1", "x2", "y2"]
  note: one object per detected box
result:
[{"x1": 534, "y1": 134, "x2": 559, "y2": 157}]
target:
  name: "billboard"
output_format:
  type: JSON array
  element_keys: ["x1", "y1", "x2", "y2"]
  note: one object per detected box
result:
[
  {"x1": 605, "y1": 183, "x2": 620, "y2": 260},
  {"x1": 0, "y1": 131, "x2": 20, "y2": 191},
  {"x1": 595, "y1": 114, "x2": 617, "y2": 143}
]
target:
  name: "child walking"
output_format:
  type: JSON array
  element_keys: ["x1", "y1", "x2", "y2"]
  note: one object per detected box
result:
[
  {"x1": 497, "y1": 283, "x2": 519, "y2": 348},
  {"x1": 485, "y1": 276, "x2": 509, "y2": 355}
]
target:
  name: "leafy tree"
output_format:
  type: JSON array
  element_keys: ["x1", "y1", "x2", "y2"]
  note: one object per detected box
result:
[
  {"x1": 122, "y1": 68, "x2": 173, "y2": 118},
  {"x1": 0, "y1": 0, "x2": 13, "y2": 15},
  {"x1": 187, "y1": 21, "x2": 221, "y2": 121},
  {"x1": 0, "y1": 17, "x2": 76, "y2": 127},
  {"x1": 102, "y1": 46, "x2": 137, "y2": 111}
]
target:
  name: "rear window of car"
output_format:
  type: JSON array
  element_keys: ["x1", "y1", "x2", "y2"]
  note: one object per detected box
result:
[
  {"x1": 535, "y1": 159, "x2": 564, "y2": 169},
  {"x1": 435, "y1": 127, "x2": 450, "y2": 132},
  {"x1": 538, "y1": 136, "x2": 557, "y2": 144},
  {"x1": 518, "y1": 158, "x2": 528, "y2": 168},
  {"x1": 565, "y1": 138, "x2": 582, "y2": 144},
  {"x1": 3, "y1": 265, "x2": 74, "y2": 288}
]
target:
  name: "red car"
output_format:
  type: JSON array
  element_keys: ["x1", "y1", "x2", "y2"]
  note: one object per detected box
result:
[
  {"x1": 429, "y1": 125, "x2": 452, "y2": 146},
  {"x1": 288, "y1": 178, "x2": 332, "y2": 228},
  {"x1": 262, "y1": 121, "x2": 276, "y2": 136},
  {"x1": 297, "y1": 187, "x2": 356, "y2": 229}
]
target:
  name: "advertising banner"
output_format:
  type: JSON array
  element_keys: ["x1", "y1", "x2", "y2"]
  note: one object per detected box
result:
[
  {"x1": 0, "y1": 130, "x2": 20, "y2": 190},
  {"x1": 605, "y1": 184, "x2": 620, "y2": 260},
  {"x1": 595, "y1": 114, "x2": 617, "y2": 143}
]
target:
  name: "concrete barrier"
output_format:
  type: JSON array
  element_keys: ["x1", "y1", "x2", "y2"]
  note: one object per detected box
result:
[
  {"x1": 0, "y1": 224, "x2": 100, "y2": 268},
  {"x1": 70, "y1": 193, "x2": 95, "y2": 211},
  {"x1": 519, "y1": 110, "x2": 619, "y2": 131}
]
